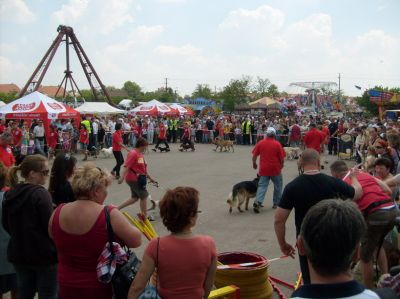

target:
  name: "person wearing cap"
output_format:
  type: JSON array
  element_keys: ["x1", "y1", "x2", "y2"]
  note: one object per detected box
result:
[
  {"x1": 303, "y1": 123, "x2": 325, "y2": 153},
  {"x1": 252, "y1": 127, "x2": 285, "y2": 212}
]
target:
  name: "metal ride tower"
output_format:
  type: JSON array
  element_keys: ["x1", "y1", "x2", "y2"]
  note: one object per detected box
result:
[
  {"x1": 289, "y1": 81, "x2": 337, "y2": 111},
  {"x1": 18, "y1": 25, "x2": 113, "y2": 106}
]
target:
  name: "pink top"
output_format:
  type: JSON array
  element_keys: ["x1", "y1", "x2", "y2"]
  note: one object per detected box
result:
[
  {"x1": 52, "y1": 204, "x2": 116, "y2": 296},
  {"x1": 145, "y1": 235, "x2": 217, "y2": 299}
]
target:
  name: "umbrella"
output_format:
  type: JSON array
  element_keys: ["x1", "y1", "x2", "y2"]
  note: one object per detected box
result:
[
  {"x1": 169, "y1": 103, "x2": 194, "y2": 116},
  {"x1": 131, "y1": 99, "x2": 177, "y2": 116}
]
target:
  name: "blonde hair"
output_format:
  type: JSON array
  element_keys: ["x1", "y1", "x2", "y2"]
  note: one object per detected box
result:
[
  {"x1": 71, "y1": 163, "x2": 112, "y2": 199},
  {"x1": 8, "y1": 155, "x2": 47, "y2": 188}
]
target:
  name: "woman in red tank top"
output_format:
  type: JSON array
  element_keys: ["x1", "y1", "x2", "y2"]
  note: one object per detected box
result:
[{"x1": 48, "y1": 164, "x2": 142, "y2": 299}]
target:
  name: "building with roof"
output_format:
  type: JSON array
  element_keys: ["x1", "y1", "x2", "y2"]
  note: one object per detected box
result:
[
  {"x1": 0, "y1": 83, "x2": 20, "y2": 94},
  {"x1": 37, "y1": 85, "x2": 66, "y2": 97}
]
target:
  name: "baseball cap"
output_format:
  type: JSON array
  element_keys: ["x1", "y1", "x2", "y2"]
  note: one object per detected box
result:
[{"x1": 266, "y1": 127, "x2": 276, "y2": 136}]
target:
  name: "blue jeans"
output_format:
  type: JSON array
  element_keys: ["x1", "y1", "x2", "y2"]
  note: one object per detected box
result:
[
  {"x1": 255, "y1": 175, "x2": 283, "y2": 206},
  {"x1": 34, "y1": 138, "x2": 46, "y2": 156},
  {"x1": 105, "y1": 133, "x2": 112, "y2": 148},
  {"x1": 14, "y1": 264, "x2": 57, "y2": 299}
]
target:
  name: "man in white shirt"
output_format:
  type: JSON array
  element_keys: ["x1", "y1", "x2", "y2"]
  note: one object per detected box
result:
[
  {"x1": 92, "y1": 118, "x2": 99, "y2": 149},
  {"x1": 33, "y1": 120, "x2": 46, "y2": 156}
]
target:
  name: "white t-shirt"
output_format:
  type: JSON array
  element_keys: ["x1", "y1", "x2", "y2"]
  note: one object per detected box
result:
[
  {"x1": 33, "y1": 125, "x2": 45, "y2": 137},
  {"x1": 92, "y1": 122, "x2": 98, "y2": 135}
]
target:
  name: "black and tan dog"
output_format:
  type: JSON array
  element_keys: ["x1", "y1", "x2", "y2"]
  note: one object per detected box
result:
[
  {"x1": 213, "y1": 137, "x2": 234, "y2": 152},
  {"x1": 179, "y1": 142, "x2": 195, "y2": 152},
  {"x1": 227, "y1": 177, "x2": 259, "y2": 213}
]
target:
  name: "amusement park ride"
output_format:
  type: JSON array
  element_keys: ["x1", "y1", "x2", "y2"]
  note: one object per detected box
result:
[
  {"x1": 290, "y1": 81, "x2": 338, "y2": 112},
  {"x1": 18, "y1": 25, "x2": 113, "y2": 106}
]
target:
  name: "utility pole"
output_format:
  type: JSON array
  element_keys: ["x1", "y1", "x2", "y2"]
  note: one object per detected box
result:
[
  {"x1": 338, "y1": 73, "x2": 341, "y2": 103},
  {"x1": 165, "y1": 78, "x2": 168, "y2": 91}
]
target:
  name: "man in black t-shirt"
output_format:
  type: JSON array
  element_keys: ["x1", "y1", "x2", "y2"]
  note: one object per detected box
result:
[
  {"x1": 328, "y1": 118, "x2": 338, "y2": 155},
  {"x1": 274, "y1": 149, "x2": 362, "y2": 284}
]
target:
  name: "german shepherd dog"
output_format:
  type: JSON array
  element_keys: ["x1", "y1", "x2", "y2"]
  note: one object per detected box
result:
[
  {"x1": 213, "y1": 137, "x2": 234, "y2": 152},
  {"x1": 227, "y1": 177, "x2": 259, "y2": 213}
]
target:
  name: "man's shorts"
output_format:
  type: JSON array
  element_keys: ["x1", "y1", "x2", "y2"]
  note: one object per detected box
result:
[
  {"x1": 361, "y1": 207, "x2": 399, "y2": 262},
  {"x1": 127, "y1": 180, "x2": 149, "y2": 200}
]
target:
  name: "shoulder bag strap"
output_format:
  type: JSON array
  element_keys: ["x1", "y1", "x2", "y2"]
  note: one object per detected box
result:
[{"x1": 104, "y1": 205, "x2": 115, "y2": 258}]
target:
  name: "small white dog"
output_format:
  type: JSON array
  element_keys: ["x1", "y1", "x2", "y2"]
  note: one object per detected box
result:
[{"x1": 100, "y1": 147, "x2": 113, "y2": 158}]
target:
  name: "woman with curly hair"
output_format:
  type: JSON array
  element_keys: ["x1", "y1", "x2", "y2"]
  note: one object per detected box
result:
[{"x1": 128, "y1": 187, "x2": 217, "y2": 299}]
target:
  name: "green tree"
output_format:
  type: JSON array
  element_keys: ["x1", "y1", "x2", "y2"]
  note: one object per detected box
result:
[
  {"x1": 123, "y1": 81, "x2": 142, "y2": 99},
  {"x1": 253, "y1": 77, "x2": 271, "y2": 98},
  {"x1": 221, "y1": 76, "x2": 252, "y2": 111},
  {"x1": 192, "y1": 84, "x2": 213, "y2": 99},
  {"x1": 267, "y1": 84, "x2": 279, "y2": 98},
  {"x1": 0, "y1": 91, "x2": 18, "y2": 103},
  {"x1": 356, "y1": 86, "x2": 400, "y2": 117},
  {"x1": 78, "y1": 89, "x2": 95, "y2": 101}
]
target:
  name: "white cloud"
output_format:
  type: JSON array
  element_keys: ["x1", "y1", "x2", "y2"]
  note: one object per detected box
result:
[
  {"x1": 52, "y1": 0, "x2": 89, "y2": 23},
  {"x1": 133, "y1": 25, "x2": 164, "y2": 43},
  {"x1": 219, "y1": 5, "x2": 284, "y2": 32},
  {"x1": 158, "y1": 0, "x2": 187, "y2": 3},
  {"x1": 99, "y1": 0, "x2": 136, "y2": 34},
  {"x1": 0, "y1": 0, "x2": 35, "y2": 24},
  {"x1": 102, "y1": 25, "x2": 164, "y2": 56},
  {"x1": 0, "y1": 56, "x2": 27, "y2": 83}
]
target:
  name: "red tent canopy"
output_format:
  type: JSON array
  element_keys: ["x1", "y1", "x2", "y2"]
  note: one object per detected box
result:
[
  {"x1": 0, "y1": 91, "x2": 80, "y2": 138},
  {"x1": 131, "y1": 99, "x2": 177, "y2": 116}
]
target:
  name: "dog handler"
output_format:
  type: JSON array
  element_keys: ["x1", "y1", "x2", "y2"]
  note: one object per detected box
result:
[
  {"x1": 118, "y1": 138, "x2": 157, "y2": 217},
  {"x1": 252, "y1": 127, "x2": 285, "y2": 212},
  {"x1": 274, "y1": 149, "x2": 362, "y2": 285}
]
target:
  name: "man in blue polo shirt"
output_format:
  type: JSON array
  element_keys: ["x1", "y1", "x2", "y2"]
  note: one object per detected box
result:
[{"x1": 292, "y1": 200, "x2": 379, "y2": 298}]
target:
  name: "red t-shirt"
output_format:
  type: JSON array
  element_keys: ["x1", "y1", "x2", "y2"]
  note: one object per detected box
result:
[
  {"x1": 11, "y1": 128, "x2": 22, "y2": 147},
  {"x1": 290, "y1": 125, "x2": 301, "y2": 141},
  {"x1": 344, "y1": 172, "x2": 393, "y2": 213},
  {"x1": 112, "y1": 130, "x2": 123, "y2": 151},
  {"x1": 159, "y1": 124, "x2": 166, "y2": 139},
  {"x1": 304, "y1": 128, "x2": 325, "y2": 153},
  {"x1": 48, "y1": 131, "x2": 58, "y2": 149},
  {"x1": 145, "y1": 235, "x2": 216, "y2": 299},
  {"x1": 252, "y1": 137, "x2": 285, "y2": 176},
  {"x1": 79, "y1": 129, "x2": 89, "y2": 144},
  {"x1": 0, "y1": 125, "x2": 5, "y2": 134},
  {"x1": 124, "y1": 149, "x2": 147, "y2": 181},
  {"x1": 321, "y1": 126, "x2": 330, "y2": 144},
  {"x1": 0, "y1": 145, "x2": 15, "y2": 168},
  {"x1": 182, "y1": 127, "x2": 190, "y2": 139}
]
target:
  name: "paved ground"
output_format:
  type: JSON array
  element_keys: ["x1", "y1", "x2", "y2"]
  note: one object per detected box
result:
[
  {"x1": 89, "y1": 142, "x2": 348, "y2": 297},
  {"x1": 4, "y1": 143, "x2": 352, "y2": 298}
]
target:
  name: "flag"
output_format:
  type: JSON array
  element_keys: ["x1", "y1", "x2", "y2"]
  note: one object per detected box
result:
[
  {"x1": 369, "y1": 90, "x2": 382, "y2": 102},
  {"x1": 368, "y1": 90, "x2": 394, "y2": 103}
]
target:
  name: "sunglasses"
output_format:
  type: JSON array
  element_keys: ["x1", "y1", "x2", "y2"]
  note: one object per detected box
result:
[{"x1": 375, "y1": 146, "x2": 384, "y2": 149}]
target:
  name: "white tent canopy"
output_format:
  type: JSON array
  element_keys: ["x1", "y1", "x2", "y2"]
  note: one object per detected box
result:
[
  {"x1": 0, "y1": 101, "x2": 5, "y2": 107},
  {"x1": 76, "y1": 102, "x2": 125, "y2": 114}
]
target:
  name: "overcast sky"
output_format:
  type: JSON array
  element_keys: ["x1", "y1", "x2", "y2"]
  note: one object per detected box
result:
[{"x1": 0, "y1": 0, "x2": 399, "y2": 97}]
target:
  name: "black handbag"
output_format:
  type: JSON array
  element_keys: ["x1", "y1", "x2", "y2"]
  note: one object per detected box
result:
[
  {"x1": 129, "y1": 168, "x2": 148, "y2": 190},
  {"x1": 104, "y1": 206, "x2": 141, "y2": 299}
]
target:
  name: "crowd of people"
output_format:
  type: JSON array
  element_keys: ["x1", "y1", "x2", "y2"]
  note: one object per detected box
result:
[{"x1": 1, "y1": 110, "x2": 400, "y2": 298}]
